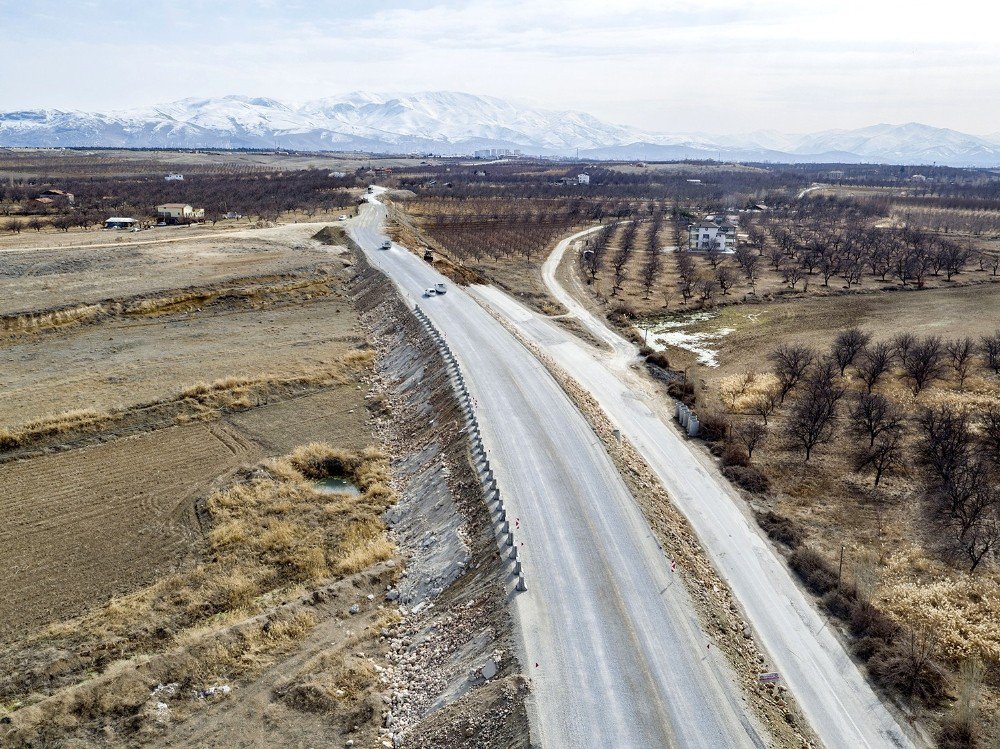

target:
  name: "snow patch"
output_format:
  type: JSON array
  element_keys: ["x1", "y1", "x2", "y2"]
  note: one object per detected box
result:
[{"x1": 640, "y1": 312, "x2": 734, "y2": 367}]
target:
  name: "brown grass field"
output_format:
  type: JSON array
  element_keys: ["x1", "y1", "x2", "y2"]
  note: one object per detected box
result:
[
  {"x1": 0, "y1": 212, "x2": 404, "y2": 748},
  {"x1": 651, "y1": 284, "x2": 1000, "y2": 743}
]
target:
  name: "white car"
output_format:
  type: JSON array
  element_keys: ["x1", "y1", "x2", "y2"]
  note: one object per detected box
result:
[
  {"x1": 434, "y1": 283, "x2": 447, "y2": 294},
  {"x1": 380, "y1": 240, "x2": 392, "y2": 250},
  {"x1": 339, "y1": 215, "x2": 348, "y2": 221},
  {"x1": 423, "y1": 287, "x2": 437, "y2": 298}
]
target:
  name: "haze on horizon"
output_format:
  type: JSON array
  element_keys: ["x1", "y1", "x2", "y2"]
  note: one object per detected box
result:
[{"x1": 4, "y1": 0, "x2": 998, "y2": 137}]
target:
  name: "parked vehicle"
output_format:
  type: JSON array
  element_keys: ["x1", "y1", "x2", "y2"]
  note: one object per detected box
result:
[
  {"x1": 423, "y1": 287, "x2": 437, "y2": 297},
  {"x1": 434, "y1": 283, "x2": 447, "y2": 294}
]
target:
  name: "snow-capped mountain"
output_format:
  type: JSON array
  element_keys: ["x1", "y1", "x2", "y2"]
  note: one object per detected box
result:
[{"x1": 2, "y1": 92, "x2": 999, "y2": 166}]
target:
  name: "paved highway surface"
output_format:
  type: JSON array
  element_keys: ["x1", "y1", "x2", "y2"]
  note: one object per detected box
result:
[
  {"x1": 470, "y1": 227, "x2": 921, "y2": 749},
  {"x1": 349, "y1": 191, "x2": 767, "y2": 748}
]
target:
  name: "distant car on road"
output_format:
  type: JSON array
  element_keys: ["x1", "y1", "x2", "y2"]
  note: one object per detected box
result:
[
  {"x1": 434, "y1": 283, "x2": 447, "y2": 294},
  {"x1": 339, "y1": 215, "x2": 348, "y2": 221},
  {"x1": 380, "y1": 240, "x2": 391, "y2": 250},
  {"x1": 423, "y1": 287, "x2": 437, "y2": 297}
]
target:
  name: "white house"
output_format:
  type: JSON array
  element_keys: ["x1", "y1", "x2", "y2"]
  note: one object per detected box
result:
[
  {"x1": 105, "y1": 217, "x2": 137, "y2": 230},
  {"x1": 156, "y1": 203, "x2": 205, "y2": 223},
  {"x1": 577, "y1": 173, "x2": 590, "y2": 185},
  {"x1": 165, "y1": 173, "x2": 184, "y2": 181},
  {"x1": 688, "y1": 217, "x2": 737, "y2": 252}
]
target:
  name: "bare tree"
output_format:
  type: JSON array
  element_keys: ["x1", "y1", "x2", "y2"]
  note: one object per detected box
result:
[
  {"x1": 981, "y1": 332, "x2": 1000, "y2": 375},
  {"x1": 926, "y1": 458, "x2": 1000, "y2": 572},
  {"x1": 893, "y1": 332, "x2": 916, "y2": 363},
  {"x1": 715, "y1": 265, "x2": 737, "y2": 295},
  {"x1": 850, "y1": 392, "x2": 904, "y2": 447},
  {"x1": 854, "y1": 428, "x2": 906, "y2": 488},
  {"x1": 917, "y1": 405, "x2": 974, "y2": 485},
  {"x1": 979, "y1": 405, "x2": 1000, "y2": 469},
  {"x1": 946, "y1": 337, "x2": 976, "y2": 389},
  {"x1": 751, "y1": 387, "x2": 780, "y2": 425},
  {"x1": 697, "y1": 277, "x2": 718, "y2": 303},
  {"x1": 769, "y1": 344, "x2": 816, "y2": 403},
  {"x1": 676, "y1": 250, "x2": 697, "y2": 303},
  {"x1": 833, "y1": 327, "x2": 873, "y2": 375},
  {"x1": 903, "y1": 336, "x2": 945, "y2": 394},
  {"x1": 855, "y1": 341, "x2": 895, "y2": 393},
  {"x1": 734, "y1": 245, "x2": 759, "y2": 292},
  {"x1": 734, "y1": 420, "x2": 768, "y2": 461},
  {"x1": 788, "y1": 359, "x2": 845, "y2": 460},
  {"x1": 781, "y1": 264, "x2": 806, "y2": 289}
]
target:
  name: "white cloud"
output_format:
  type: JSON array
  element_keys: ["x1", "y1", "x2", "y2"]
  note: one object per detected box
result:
[{"x1": 3, "y1": 0, "x2": 998, "y2": 134}]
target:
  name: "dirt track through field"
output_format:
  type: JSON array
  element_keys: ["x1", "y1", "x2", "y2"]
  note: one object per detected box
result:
[{"x1": 0, "y1": 423, "x2": 258, "y2": 641}]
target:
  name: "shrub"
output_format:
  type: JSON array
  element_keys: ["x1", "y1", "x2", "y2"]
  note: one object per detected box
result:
[
  {"x1": 822, "y1": 590, "x2": 855, "y2": 620},
  {"x1": 698, "y1": 412, "x2": 730, "y2": 442},
  {"x1": 850, "y1": 601, "x2": 899, "y2": 642},
  {"x1": 756, "y1": 510, "x2": 806, "y2": 547},
  {"x1": 936, "y1": 714, "x2": 977, "y2": 749},
  {"x1": 789, "y1": 547, "x2": 838, "y2": 595},
  {"x1": 721, "y1": 443, "x2": 749, "y2": 467},
  {"x1": 723, "y1": 465, "x2": 771, "y2": 494},
  {"x1": 608, "y1": 304, "x2": 637, "y2": 326},
  {"x1": 853, "y1": 636, "x2": 887, "y2": 662},
  {"x1": 667, "y1": 379, "x2": 695, "y2": 405},
  {"x1": 646, "y1": 351, "x2": 671, "y2": 370},
  {"x1": 868, "y1": 640, "x2": 948, "y2": 706}
]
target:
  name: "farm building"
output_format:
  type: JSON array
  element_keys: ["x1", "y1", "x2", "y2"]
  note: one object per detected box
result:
[
  {"x1": 156, "y1": 203, "x2": 205, "y2": 223},
  {"x1": 165, "y1": 173, "x2": 184, "y2": 181},
  {"x1": 104, "y1": 217, "x2": 137, "y2": 230},
  {"x1": 577, "y1": 173, "x2": 590, "y2": 185}
]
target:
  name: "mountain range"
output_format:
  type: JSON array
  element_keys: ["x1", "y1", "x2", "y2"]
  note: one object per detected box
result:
[{"x1": 2, "y1": 91, "x2": 999, "y2": 167}]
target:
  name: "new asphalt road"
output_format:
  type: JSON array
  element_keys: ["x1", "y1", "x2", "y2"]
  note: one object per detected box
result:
[{"x1": 349, "y1": 191, "x2": 767, "y2": 748}]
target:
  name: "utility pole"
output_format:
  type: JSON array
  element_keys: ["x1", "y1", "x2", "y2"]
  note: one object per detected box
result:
[{"x1": 837, "y1": 544, "x2": 846, "y2": 594}]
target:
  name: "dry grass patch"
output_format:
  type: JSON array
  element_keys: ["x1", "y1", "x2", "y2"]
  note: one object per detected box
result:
[
  {"x1": 0, "y1": 273, "x2": 342, "y2": 339},
  {"x1": 0, "y1": 443, "x2": 396, "y2": 736},
  {"x1": 0, "y1": 353, "x2": 372, "y2": 453}
]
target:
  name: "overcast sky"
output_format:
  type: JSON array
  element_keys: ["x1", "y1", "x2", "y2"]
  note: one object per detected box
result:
[{"x1": 3, "y1": 0, "x2": 997, "y2": 135}]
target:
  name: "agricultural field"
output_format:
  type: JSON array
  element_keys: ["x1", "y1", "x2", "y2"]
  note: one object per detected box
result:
[
  {"x1": 386, "y1": 161, "x2": 772, "y2": 311},
  {"x1": 0, "y1": 205, "x2": 391, "y2": 746},
  {"x1": 674, "y1": 293, "x2": 1000, "y2": 742}
]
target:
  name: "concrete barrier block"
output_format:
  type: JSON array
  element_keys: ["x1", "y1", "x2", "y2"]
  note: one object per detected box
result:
[
  {"x1": 516, "y1": 575, "x2": 527, "y2": 592},
  {"x1": 513, "y1": 560, "x2": 522, "y2": 575}
]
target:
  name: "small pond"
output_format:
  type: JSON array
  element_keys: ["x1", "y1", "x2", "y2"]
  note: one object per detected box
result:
[{"x1": 312, "y1": 476, "x2": 361, "y2": 496}]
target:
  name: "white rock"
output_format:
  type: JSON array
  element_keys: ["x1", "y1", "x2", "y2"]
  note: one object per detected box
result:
[{"x1": 480, "y1": 658, "x2": 498, "y2": 680}]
